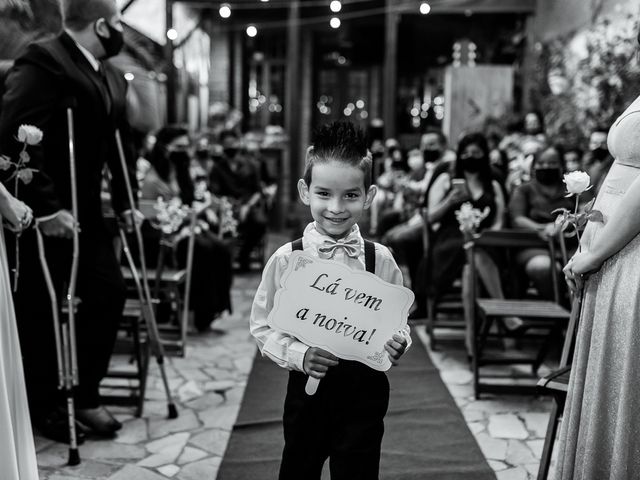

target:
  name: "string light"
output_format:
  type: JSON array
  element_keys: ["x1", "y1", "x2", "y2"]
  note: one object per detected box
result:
[
  {"x1": 330, "y1": 16, "x2": 341, "y2": 28},
  {"x1": 330, "y1": 1, "x2": 342, "y2": 13},
  {"x1": 246, "y1": 24, "x2": 258, "y2": 37},
  {"x1": 166, "y1": 28, "x2": 178, "y2": 40},
  {"x1": 219, "y1": 3, "x2": 231, "y2": 18},
  {"x1": 419, "y1": 2, "x2": 431, "y2": 14}
]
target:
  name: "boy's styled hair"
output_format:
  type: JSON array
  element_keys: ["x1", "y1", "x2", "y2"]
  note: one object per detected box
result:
[
  {"x1": 303, "y1": 121, "x2": 373, "y2": 190},
  {"x1": 63, "y1": 0, "x2": 117, "y2": 30}
]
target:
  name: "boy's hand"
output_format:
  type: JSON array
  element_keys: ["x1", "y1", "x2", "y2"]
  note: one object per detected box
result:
[
  {"x1": 303, "y1": 348, "x2": 339, "y2": 379},
  {"x1": 385, "y1": 334, "x2": 408, "y2": 365}
]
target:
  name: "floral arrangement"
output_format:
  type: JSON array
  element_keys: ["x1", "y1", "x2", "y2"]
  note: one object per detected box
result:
[
  {"x1": 152, "y1": 197, "x2": 190, "y2": 236},
  {"x1": 552, "y1": 171, "x2": 604, "y2": 244},
  {"x1": 533, "y1": 5, "x2": 640, "y2": 144},
  {"x1": 0, "y1": 124, "x2": 42, "y2": 186},
  {"x1": 455, "y1": 202, "x2": 491, "y2": 239},
  {"x1": 217, "y1": 196, "x2": 238, "y2": 237}
]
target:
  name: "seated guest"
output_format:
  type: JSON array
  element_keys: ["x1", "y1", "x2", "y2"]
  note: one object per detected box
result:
[
  {"x1": 563, "y1": 146, "x2": 583, "y2": 173},
  {"x1": 509, "y1": 145, "x2": 574, "y2": 299},
  {"x1": 422, "y1": 133, "x2": 508, "y2": 311},
  {"x1": 142, "y1": 126, "x2": 233, "y2": 332},
  {"x1": 210, "y1": 131, "x2": 268, "y2": 271},
  {"x1": 383, "y1": 129, "x2": 449, "y2": 311},
  {"x1": 583, "y1": 125, "x2": 614, "y2": 198}
]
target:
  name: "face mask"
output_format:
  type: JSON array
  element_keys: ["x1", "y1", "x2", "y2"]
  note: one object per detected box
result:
[
  {"x1": 459, "y1": 156, "x2": 484, "y2": 173},
  {"x1": 535, "y1": 168, "x2": 561, "y2": 185},
  {"x1": 591, "y1": 146, "x2": 609, "y2": 161},
  {"x1": 224, "y1": 147, "x2": 238, "y2": 158},
  {"x1": 423, "y1": 149, "x2": 441, "y2": 164},
  {"x1": 95, "y1": 19, "x2": 124, "y2": 58},
  {"x1": 169, "y1": 150, "x2": 191, "y2": 165}
]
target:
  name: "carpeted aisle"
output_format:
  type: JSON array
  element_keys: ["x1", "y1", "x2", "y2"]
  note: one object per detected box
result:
[{"x1": 218, "y1": 333, "x2": 495, "y2": 479}]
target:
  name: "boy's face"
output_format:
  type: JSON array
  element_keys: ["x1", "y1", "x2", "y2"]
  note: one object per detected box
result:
[{"x1": 298, "y1": 160, "x2": 376, "y2": 240}]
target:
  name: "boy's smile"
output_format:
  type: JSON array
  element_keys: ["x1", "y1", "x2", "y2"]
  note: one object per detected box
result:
[{"x1": 298, "y1": 160, "x2": 376, "y2": 240}]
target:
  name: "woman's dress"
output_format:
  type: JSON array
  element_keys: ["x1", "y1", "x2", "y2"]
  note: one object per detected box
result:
[
  {"x1": 555, "y1": 96, "x2": 640, "y2": 479},
  {"x1": 427, "y1": 186, "x2": 496, "y2": 298},
  {"x1": 0, "y1": 226, "x2": 39, "y2": 480}
]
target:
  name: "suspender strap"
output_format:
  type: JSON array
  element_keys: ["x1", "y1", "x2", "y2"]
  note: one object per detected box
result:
[
  {"x1": 363, "y1": 239, "x2": 376, "y2": 274},
  {"x1": 291, "y1": 238, "x2": 304, "y2": 252},
  {"x1": 290, "y1": 237, "x2": 376, "y2": 274}
]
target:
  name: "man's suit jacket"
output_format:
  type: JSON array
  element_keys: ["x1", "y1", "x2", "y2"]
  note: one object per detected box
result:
[{"x1": 0, "y1": 32, "x2": 136, "y2": 232}]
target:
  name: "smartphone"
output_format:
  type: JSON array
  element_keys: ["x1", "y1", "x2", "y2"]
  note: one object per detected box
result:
[{"x1": 451, "y1": 178, "x2": 468, "y2": 195}]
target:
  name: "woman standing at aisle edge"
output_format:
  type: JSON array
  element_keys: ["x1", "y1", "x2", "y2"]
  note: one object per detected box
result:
[
  {"x1": 0, "y1": 182, "x2": 38, "y2": 479},
  {"x1": 560, "y1": 29, "x2": 640, "y2": 480}
]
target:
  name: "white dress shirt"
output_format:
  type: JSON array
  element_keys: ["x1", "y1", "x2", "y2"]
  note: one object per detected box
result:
[{"x1": 250, "y1": 222, "x2": 412, "y2": 373}]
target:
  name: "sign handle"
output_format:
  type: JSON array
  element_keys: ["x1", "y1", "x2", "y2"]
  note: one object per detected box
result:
[{"x1": 305, "y1": 377, "x2": 320, "y2": 396}]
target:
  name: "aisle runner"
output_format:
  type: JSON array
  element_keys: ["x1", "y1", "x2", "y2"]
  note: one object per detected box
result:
[{"x1": 218, "y1": 333, "x2": 495, "y2": 479}]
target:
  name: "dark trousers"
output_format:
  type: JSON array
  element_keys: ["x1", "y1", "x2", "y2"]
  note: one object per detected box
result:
[
  {"x1": 8, "y1": 227, "x2": 125, "y2": 420},
  {"x1": 279, "y1": 361, "x2": 389, "y2": 480}
]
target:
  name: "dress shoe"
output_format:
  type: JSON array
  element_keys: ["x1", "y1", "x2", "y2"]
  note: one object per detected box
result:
[
  {"x1": 35, "y1": 409, "x2": 86, "y2": 445},
  {"x1": 76, "y1": 406, "x2": 122, "y2": 436}
]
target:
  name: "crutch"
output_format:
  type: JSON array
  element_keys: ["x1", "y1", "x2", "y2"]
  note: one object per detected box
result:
[
  {"x1": 114, "y1": 129, "x2": 178, "y2": 419},
  {"x1": 34, "y1": 106, "x2": 81, "y2": 466}
]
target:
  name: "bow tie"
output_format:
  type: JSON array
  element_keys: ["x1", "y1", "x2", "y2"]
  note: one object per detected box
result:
[{"x1": 317, "y1": 237, "x2": 361, "y2": 259}]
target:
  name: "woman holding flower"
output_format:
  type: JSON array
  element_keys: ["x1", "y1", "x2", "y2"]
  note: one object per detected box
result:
[
  {"x1": 0, "y1": 181, "x2": 38, "y2": 479},
  {"x1": 423, "y1": 133, "x2": 506, "y2": 302},
  {"x1": 141, "y1": 127, "x2": 233, "y2": 332},
  {"x1": 555, "y1": 40, "x2": 640, "y2": 477}
]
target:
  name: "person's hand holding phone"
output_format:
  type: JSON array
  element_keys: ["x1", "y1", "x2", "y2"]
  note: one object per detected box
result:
[{"x1": 447, "y1": 179, "x2": 470, "y2": 206}]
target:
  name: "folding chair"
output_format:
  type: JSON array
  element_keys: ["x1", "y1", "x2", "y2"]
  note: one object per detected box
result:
[
  {"x1": 121, "y1": 200, "x2": 197, "y2": 357},
  {"x1": 466, "y1": 229, "x2": 571, "y2": 398},
  {"x1": 98, "y1": 212, "x2": 150, "y2": 417},
  {"x1": 536, "y1": 291, "x2": 582, "y2": 479},
  {"x1": 417, "y1": 215, "x2": 466, "y2": 350}
]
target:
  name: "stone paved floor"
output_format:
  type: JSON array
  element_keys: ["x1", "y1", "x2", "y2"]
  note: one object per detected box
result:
[{"x1": 36, "y1": 272, "x2": 556, "y2": 480}]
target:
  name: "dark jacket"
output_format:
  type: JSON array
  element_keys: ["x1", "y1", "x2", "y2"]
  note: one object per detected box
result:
[{"x1": 0, "y1": 32, "x2": 136, "y2": 231}]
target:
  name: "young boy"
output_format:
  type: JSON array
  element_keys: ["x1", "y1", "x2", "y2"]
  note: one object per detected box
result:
[{"x1": 250, "y1": 121, "x2": 411, "y2": 480}]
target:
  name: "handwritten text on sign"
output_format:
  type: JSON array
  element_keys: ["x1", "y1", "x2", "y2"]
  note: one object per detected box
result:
[{"x1": 267, "y1": 251, "x2": 414, "y2": 371}]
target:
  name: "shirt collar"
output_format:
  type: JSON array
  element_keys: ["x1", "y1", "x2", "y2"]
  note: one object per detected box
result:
[
  {"x1": 304, "y1": 222, "x2": 362, "y2": 247},
  {"x1": 66, "y1": 30, "x2": 101, "y2": 72}
]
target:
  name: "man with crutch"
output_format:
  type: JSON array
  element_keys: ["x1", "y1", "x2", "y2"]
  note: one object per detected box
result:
[{"x1": 0, "y1": 0, "x2": 139, "y2": 444}]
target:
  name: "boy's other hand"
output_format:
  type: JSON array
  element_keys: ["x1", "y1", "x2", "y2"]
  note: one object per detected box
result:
[
  {"x1": 385, "y1": 334, "x2": 408, "y2": 365},
  {"x1": 303, "y1": 348, "x2": 339, "y2": 379}
]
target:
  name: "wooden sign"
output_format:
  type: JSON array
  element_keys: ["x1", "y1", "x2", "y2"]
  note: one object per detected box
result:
[{"x1": 267, "y1": 251, "x2": 414, "y2": 374}]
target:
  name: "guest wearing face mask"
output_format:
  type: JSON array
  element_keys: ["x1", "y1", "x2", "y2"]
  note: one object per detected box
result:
[
  {"x1": 141, "y1": 127, "x2": 233, "y2": 332},
  {"x1": 382, "y1": 130, "x2": 450, "y2": 312},
  {"x1": 583, "y1": 126, "x2": 614, "y2": 198},
  {"x1": 0, "y1": 0, "x2": 140, "y2": 442},
  {"x1": 419, "y1": 133, "x2": 507, "y2": 314},
  {"x1": 509, "y1": 145, "x2": 574, "y2": 299}
]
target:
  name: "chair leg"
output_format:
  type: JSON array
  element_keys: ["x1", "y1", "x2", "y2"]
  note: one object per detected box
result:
[
  {"x1": 537, "y1": 400, "x2": 562, "y2": 480},
  {"x1": 533, "y1": 322, "x2": 562, "y2": 374},
  {"x1": 131, "y1": 317, "x2": 145, "y2": 418},
  {"x1": 426, "y1": 297, "x2": 437, "y2": 350}
]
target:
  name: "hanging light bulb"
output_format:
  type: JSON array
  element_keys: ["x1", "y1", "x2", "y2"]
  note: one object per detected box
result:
[
  {"x1": 419, "y1": 2, "x2": 431, "y2": 14},
  {"x1": 219, "y1": 3, "x2": 231, "y2": 18},
  {"x1": 246, "y1": 25, "x2": 258, "y2": 37},
  {"x1": 166, "y1": 28, "x2": 178, "y2": 40},
  {"x1": 330, "y1": 1, "x2": 342, "y2": 13},
  {"x1": 330, "y1": 17, "x2": 341, "y2": 29}
]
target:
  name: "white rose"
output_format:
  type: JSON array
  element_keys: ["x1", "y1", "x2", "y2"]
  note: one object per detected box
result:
[
  {"x1": 17, "y1": 125, "x2": 43, "y2": 145},
  {"x1": 563, "y1": 171, "x2": 592, "y2": 195}
]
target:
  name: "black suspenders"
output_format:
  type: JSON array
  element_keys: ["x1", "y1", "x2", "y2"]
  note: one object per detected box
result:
[{"x1": 291, "y1": 237, "x2": 376, "y2": 274}]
